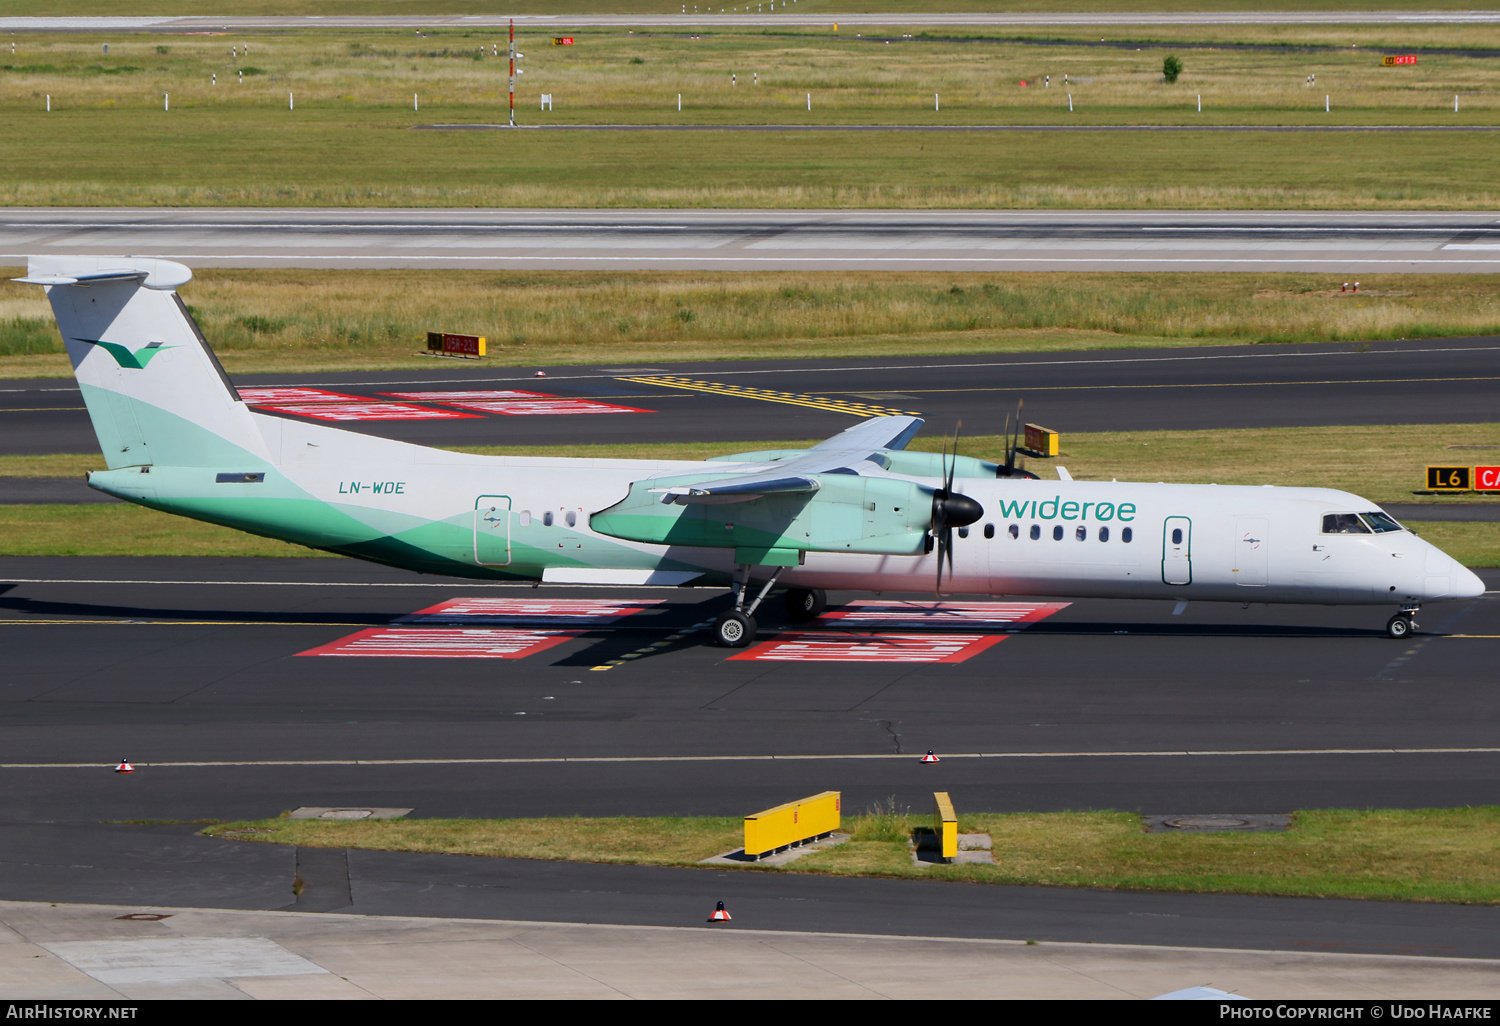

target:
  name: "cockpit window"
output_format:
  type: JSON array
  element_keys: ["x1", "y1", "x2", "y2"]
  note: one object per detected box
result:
[
  {"x1": 1360, "y1": 511, "x2": 1404, "y2": 534},
  {"x1": 1322, "y1": 513, "x2": 1371, "y2": 535}
]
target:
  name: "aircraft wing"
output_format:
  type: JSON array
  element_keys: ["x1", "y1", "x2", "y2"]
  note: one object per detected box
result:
[{"x1": 651, "y1": 415, "x2": 924, "y2": 503}]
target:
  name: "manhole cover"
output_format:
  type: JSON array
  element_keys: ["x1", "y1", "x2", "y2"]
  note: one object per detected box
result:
[
  {"x1": 318, "y1": 809, "x2": 374, "y2": 820},
  {"x1": 1166, "y1": 816, "x2": 1249, "y2": 829},
  {"x1": 116, "y1": 913, "x2": 172, "y2": 921}
]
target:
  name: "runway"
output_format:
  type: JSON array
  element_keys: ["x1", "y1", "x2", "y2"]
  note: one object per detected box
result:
[
  {"x1": 0, "y1": 557, "x2": 1496, "y2": 953},
  {"x1": 4, "y1": 337, "x2": 1499, "y2": 457},
  {"x1": 7, "y1": 209, "x2": 1500, "y2": 272}
]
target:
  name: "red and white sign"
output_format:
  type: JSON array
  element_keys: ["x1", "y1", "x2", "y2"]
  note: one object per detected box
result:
[
  {"x1": 728, "y1": 632, "x2": 1006, "y2": 664},
  {"x1": 298, "y1": 627, "x2": 582, "y2": 659},
  {"x1": 238, "y1": 387, "x2": 365, "y2": 404},
  {"x1": 443, "y1": 399, "x2": 653, "y2": 416},
  {"x1": 1477, "y1": 466, "x2": 1500, "y2": 492},
  {"x1": 379, "y1": 390, "x2": 555, "y2": 402},
  {"x1": 256, "y1": 402, "x2": 481, "y2": 421},
  {"x1": 819, "y1": 600, "x2": 1070, "y2": 629},
  {"x1": 396, "y1": 597, "x2": 664, "y2": 625}
]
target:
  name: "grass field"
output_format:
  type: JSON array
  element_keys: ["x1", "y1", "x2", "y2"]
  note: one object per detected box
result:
[
  {"x1": 4, "y1": 425, "x2": 1497, "y2": 563},
  {"x1": 5, "y1": 2, "x2": 1496, "y2": 16},
  {"x1": 200, "y1": 806, "x2": 1500, "y2": 905},
  {"x1": 5, "y1": 25, "x2": 1500, "y2": 207},
  {"x1": 6, "y1": 270, "x2": 1500, "y2": 375}
]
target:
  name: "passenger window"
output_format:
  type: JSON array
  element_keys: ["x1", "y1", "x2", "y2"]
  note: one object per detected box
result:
[
  {"x1": 1171, "y1": 528, "x2": 1183, "y2": 545},
  {"x1": 1322, "y1": 513, "x2": 1370, "y2": 535},
  {"x1": 1076, "y1": 526, "x2": 1087, "y2": 541},
  {"x1": 1029, "y1": 524, "x2": 1040, "y2": 540},
  {"x1": 983, "y1": 524, "x2": 994, "y2": 540},
  {"x1": 958, "y1": 526, "x2": 969, "y2": 539},
  {"x1": 1052, "y1": 525, "x2": 1063, "y2": 541},
  {"x1": 1122, "y1": 527, "x2": 1133, "y2": 543},
  {"x1": 565, "y1": 510, "x2": 577, "y2": 528},
  {"x1": 1099, "y1": 526, "x2": 1110, "y2": 542},
  {"x1": 1008, "y1": 524, "x2": 1019, "y2": 540},
  {"x1": 543, "y1": 510, "x2": 554, "y2": 527},
  {"x1": 518, "y1": 510, "x2": 532, "y2": 527}
]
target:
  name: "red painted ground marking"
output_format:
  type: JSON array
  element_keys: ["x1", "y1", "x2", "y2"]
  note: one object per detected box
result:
[
  {"x1": 728, "y1": 632, "x2": 1006, "y2": 664},
  {"x1": 237, "y1": 387, "x2": 365, "y2": 404},
  {"x1": 818, "y1": 600, "x2": 1070, "y2": 629},
  {"x1": 395, "y1": 597, "x2": 665, "y2": 626},
  {"x1": 297, "y1": 627, "x2": 582, "y2": 659},
  {"x1": 256, "y1": 402, "x2": 482, "y2": 421},
  {"x1": 379, "y1": 390, "x2": 556, "y2": 402},
  {"x1": 443, "y1": 399, "x2": 654, "y2": 416}
]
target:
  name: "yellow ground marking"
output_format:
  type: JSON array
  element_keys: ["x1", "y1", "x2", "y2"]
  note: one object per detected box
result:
[
  {"x1": 592, "y1": 617, "x2": 717, "y2": 670},
  {"x1": 620, "y1": 376, "x2": 921, "y2": 417},
  {"x1": 829, "y1": 374, "x2": 1500, "y2": 396},
  {"x1": 0, "y1": 407, "x2": 87, "y2": 412}
]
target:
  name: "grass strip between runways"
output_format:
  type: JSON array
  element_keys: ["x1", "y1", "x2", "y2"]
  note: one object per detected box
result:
[{"x1": 202, "y1": 806, "x2": 1500, "y2": 905}]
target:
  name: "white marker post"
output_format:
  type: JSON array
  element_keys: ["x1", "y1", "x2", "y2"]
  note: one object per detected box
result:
[
  {"x1": 45, "y1": 95, "x2": 50, "y2": 111},
  {"x1": 414, "y1": 93, "x2": 418, "y2": 110},
  {"x1": 1197, "y1": 94, "x2": 1201, "y2": 112},
  {"x1": 1455, "y1": 94, "x2": 1460, "y2": 112},
  {"x1": 807, "y1": 92, "x2": 811, "y2": 110},
  {"x1": 164, "y1": 92, "x2": 169, "y2": 111},
  {"x1": 289, "y1": 92, "x2": 294, "y2": 110},
  {"x1": 678, "y1": 93, "x2": 682, "y2": 110},
  {"x1": 1325, "y1": 94, "x2": 1329, "y2": 112},
  {"x1": 239, "y1": 70, "x2": 243, "y2": 83},
  {"x1": 935, "y1": 93, "x2": 939, "y2": 111},
  {"x1": 1068, "y1": 93, "x2": 1073, "y2": 112}
]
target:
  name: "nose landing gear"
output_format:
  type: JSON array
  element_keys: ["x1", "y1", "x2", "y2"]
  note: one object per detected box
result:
[{"x1": 1385, "y1": 604, "x2": 1420, "y2": 639}]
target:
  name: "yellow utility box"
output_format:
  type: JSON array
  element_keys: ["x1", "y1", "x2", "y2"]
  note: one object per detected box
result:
[
  {"x1": 1023, "y1": 423, "x2": 1060, "y2": 457},
  {"x1": 744, "y1": 791, "x2": 841, "y2": 859},
  {"x1": 933, "y1": 791, "x2": 958, "y2": 861}
]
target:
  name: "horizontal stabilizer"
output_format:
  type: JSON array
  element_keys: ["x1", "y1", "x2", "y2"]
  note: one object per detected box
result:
[{"x1": 15, "y1": 256, "x2": 192, "y2": 291}]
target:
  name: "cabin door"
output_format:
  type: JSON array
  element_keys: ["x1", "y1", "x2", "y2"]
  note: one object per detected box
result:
[
  {"x1": 1161, "y1": 516, "x2": 1192, "y2": 585},
  {"x1": 474, "y1": 495, "x2": 512, "y2": 566},
  {"x1": 1234, "y1": 516, "x2": 1269, "y2": 586}
]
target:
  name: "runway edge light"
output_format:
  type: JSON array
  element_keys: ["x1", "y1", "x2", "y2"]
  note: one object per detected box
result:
[
  {"x1": 115, "y1": 759, "x2": 134, "y2": 774},
  {"x1": 921, "y1": 750, "x2": 939, "y2": 764},
  {"x1": 708, "y1": 900, "x2": 731, "y2": 922}
]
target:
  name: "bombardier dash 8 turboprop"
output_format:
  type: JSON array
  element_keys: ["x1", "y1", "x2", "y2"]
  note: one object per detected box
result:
[{"x1": 23, "y1": 257, "x2": 1484, "y2": 646}]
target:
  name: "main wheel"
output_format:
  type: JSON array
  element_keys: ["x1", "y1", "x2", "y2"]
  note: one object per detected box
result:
[
  {"x1": 783, "y1": 587, "x2": 827, "y2": 622},
  {"x1": 713, "y1": 611, "x2": 757, "y2": 648},
  {"x1": 1386, "y1": 614, "x2": 1413, "y2": 640}
]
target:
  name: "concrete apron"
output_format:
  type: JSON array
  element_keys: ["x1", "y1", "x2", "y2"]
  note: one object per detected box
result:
[{"x1": 2, "y1": 899, "x2": 1498, "y2": 1000}]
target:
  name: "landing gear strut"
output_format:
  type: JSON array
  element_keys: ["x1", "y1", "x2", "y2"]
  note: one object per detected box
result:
[
  {"x1": 712, "y1": 564, "x2": 785, "y2": 648},
  {"x1": 1386, "y1": 604, "x2": 1420, "y2": 639}
]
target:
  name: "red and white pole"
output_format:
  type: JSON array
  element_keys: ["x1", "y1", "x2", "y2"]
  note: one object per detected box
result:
[{"x1": 508, "y1": 18, "x2": 515, "y2": 127}]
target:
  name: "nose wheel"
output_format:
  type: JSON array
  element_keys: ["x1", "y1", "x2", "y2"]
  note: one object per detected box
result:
[
  {"x1": 712, "y1": 611, "x2": 756, "y2": 648},
  {"x1": 1385, "y1": 611, "x2": 1418, "y2": 639}
]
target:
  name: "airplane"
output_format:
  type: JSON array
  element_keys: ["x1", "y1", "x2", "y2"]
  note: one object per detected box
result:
[{"x1": 19, "y1": 256, "x2": 1485, "y2": 647}]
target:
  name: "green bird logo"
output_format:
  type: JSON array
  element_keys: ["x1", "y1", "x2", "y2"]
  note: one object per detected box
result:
[{"x1": 76, "y1": 339, "x2": 177, "y2": 370}]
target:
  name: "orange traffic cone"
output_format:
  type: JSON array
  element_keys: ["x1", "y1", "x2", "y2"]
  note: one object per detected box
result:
[
  {"x1": 708, "y1": 900, "x2": 731, "y2": 922},
  {"x1": 920, "y1": 750, "x2": 939, "y2": 764},
  {"x1": 115, "y1": 759, "x2": 134, "y2": 774}
]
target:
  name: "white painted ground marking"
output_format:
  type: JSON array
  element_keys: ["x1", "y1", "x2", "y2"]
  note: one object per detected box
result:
[
  {"x1": 41, "y1": 937, "x2": 326, "y2": 985},
  {"x1": 9, "y1": 748, "x2": 1500, "y2": 770}
]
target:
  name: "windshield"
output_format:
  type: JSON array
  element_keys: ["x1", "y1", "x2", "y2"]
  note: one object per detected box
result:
[
  {"x1": 1322, "y1": 513, "x2": 1371, "y2": 534},
  {"x1": 1361, "y1": 511, "x2": 1405, "y2": 534}
]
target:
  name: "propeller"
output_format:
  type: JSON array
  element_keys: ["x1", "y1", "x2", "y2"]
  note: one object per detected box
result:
[
  {"x1": 997, "y1": 399, "x2": 1039, "y2": 480},
  {"x1": 931, "y1": 421, "x2": 984, "y2": 597}
]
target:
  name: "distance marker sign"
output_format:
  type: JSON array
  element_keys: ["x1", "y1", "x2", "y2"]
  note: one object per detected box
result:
[{"x1": 1382, "y1": 55, "x2": 1418, "y2": 65}]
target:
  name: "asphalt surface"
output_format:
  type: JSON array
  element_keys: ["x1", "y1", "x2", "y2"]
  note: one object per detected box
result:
[
  {"x1": 7, "y1": 209, "x2": 1500, "y2": 272},
  {"x1": 3, "y1": 336, "x2": 1498, "y2": 456},
  {"x1": 8, "y1": 13, "x2": 1500, "y2": 31},
  {"x1": 0, "y1": 557, "x2": 1496, "y2": 953}
]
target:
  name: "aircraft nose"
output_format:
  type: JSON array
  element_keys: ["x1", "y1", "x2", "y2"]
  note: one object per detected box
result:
[{"x1": 1455, "y1": 564, "x2": 1487, "y2": 600}]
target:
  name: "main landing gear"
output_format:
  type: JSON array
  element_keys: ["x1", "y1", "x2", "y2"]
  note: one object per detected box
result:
[
  {"x1": 712, "y1": 563, "x2": 787, "y2": 648},
  {"x1": 1385, "y1": 604, "x2": 1420, "y2": 640}
]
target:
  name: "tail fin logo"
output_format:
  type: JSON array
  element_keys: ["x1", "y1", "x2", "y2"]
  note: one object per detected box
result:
[{"x1": 75, "y1": 339, "x2": 177, "y2": 370}]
